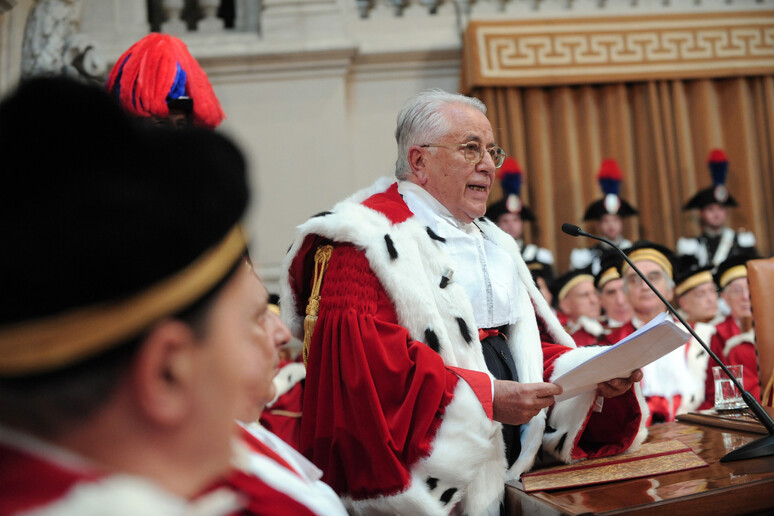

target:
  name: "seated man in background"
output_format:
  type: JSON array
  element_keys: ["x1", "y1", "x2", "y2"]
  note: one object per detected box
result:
[
  {"x1": 485, "y1": 157, "x2": 554, "y2": 270},
  {"x1": 551, "y1": 269, "x2": 604, "y2": 347},
  {"x1": 282, "y1": 89, "x2": 646, "y2": 515},
  {"x1": 220, "y1": 277, "x2": 346, "y2": 516},
  {"x1": 673, "y1": 258, "x2": 721, "y2": 412},
  {"x1": 603, "y1": 242, "x2": 700, "y2": 424},
  {"x1": 699, "y1": 254, "x2": 760, "y2": 409},
  {"x1": 259, "y1": 296, "x2": 307, "y2": 451},
  {"x1": 595, "y1": 250, "x2": 633, "y2": 331},
  {"x1": 526, "y1": 259, "x2": 555, "y2": 307}
]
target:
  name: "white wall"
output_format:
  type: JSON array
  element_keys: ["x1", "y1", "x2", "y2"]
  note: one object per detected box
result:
[{"x1": 3, "y1": 0, "x2": 771, "y2": 292}]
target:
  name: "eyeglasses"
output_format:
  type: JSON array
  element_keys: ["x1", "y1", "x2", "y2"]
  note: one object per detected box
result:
[
  {"x1": 625, "y1": 270, "x2": 666, "y2": 288},
  {"x1": 420, "y1": 142, "x2": 506, "y2": 168}
]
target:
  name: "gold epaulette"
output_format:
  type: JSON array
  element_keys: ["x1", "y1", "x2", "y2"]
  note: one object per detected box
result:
[{"x1": 303, "y1": 245, "x2": 333, "y2": 367}]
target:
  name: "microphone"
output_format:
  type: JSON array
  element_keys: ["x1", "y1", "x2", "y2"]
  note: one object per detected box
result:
[{"x1": 563, "y1": 224, "x2": 774, "y2": 462}]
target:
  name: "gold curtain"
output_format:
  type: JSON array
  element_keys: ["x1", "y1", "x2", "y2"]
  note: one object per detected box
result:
[
  {"x1": 463, "y1": 12, "x2": 774, "y2": 272},
  {"x1": 474, "y1": 78, "x2": 774, "y2": 272}
]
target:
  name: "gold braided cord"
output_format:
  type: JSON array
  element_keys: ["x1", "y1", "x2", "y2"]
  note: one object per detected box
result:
[
  {"x1": 303, "y1": 245, "x2": 333, "y2": 367},
  {"x1": 0, "y1": 225, "x2": 247, "y2": 376}
]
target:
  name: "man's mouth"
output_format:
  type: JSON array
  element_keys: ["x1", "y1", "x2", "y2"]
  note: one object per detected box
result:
[{"x1": 468, "y1": 185, "x2": 487, "y2": 192}]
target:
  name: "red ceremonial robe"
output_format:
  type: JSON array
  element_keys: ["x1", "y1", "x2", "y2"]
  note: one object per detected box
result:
[
  {"x1": 259, "y1": 359, "x2": 306, "y2": 451},
  {"x1": 212, "y1": 423, "x2": 347, "y2": 516},
  {"x1": 0, "y1": 427, "x2": 238, "y2": 516},
  {"x1": 699, "y1": 316, "x2": 760, "y2": 410},
  {"x1": 281, "y1": 179, "x2": 647, "y2": 515}
]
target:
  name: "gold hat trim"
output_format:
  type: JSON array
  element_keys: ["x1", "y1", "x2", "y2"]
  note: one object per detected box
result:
[
  {"x1": 558, "y1": 274, "x2": 594, "y2": 302},
  {"x1": 0, "y1": 225, "x2": 247, "y2": 376},
  {"x1": 621, "y1": 249, "x2": 673, "y2": 279},
  {"x1": 720, "y1": 264, "x2": 747, "y2": 290},
  {"x1": 675, "y1": 270, "x2": 714, "y2": 297},
  {"x1": 596, "y1": 267, "x2": 620, "y2": 290}
]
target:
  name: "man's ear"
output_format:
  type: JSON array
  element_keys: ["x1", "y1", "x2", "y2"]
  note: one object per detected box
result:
[
  {"x1": 129, "y1": 320, "x2": 197, "y2": 428},
  {"x1": 408, "y1": 146, "x2": 428, "y2": 185}
]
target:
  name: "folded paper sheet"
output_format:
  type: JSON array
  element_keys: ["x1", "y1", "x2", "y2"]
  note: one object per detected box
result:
[
  {"x1": 554, "y1": 312, "x2": 690, "y2": 401},
  {"x1": 521, "y1": 440, "x2": 707, "y2": 492}
]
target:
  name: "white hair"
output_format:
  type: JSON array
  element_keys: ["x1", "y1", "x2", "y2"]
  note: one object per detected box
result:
[{"x1": 394, "y1": 89, "x2": 487, "y2": 180}]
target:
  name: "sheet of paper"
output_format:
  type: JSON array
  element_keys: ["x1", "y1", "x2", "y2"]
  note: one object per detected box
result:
[{"x1": 553, "y1": 312, "x2": 690, "y2": 401}]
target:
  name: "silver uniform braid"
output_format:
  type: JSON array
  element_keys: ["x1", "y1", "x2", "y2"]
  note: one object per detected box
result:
[{"x1": 394, "y1": 89, "x2": 487, "y2": 180}]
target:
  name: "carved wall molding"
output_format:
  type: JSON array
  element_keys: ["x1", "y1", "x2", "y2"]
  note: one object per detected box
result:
[
  {"x1": 21, "y1": 0, "x2": 105, "y2": 81},
  {"x1": 0, "y1": 1, "x2": 18, "y2": 15},
  {"x1": 463, "y1": 11, "x2": 774, "y2": 89}
]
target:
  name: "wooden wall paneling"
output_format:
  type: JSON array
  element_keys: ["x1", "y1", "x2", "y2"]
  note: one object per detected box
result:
[
  {"x1": 669, "y1": 80, "x2": 697, "y2": 249},
  {"x1": 630, "y1": 82, "x2": 658, "y2": 245},
  {"x1": 683, "y1": 79, "x2": 721, "y2": 239},
  {"x1": 577, "y1": 85, "x2": 602, "y2": 201},
  {"x1": 646, "y1": 80, "x2": 672, "y2": 247},
  {"x1": 723, "y1": 79, "x2": 761, "y2": 247},
  {"x1": 549, "y1": 86, "x2": 583, "y2": 256},
  {"x1": 612, "y1": 83, "x2": 639, "y2": 244},
  {"x1": 753, "y1": 77, "x2": 774, "y2": 256},
  {"x1": 657, "y1": 80, "x2": 680, "y2": 248},
  {"x1": 525, "y1": 88, "x2": 565, "y2": 269}
]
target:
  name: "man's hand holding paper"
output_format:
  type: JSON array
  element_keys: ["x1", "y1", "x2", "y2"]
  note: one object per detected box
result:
[
  {"x1": 553, "y1": 312, "x2": 690, "y2": 401},
  {"x1": 597, "y1": 369, "x2": 644, "y2": 398}
]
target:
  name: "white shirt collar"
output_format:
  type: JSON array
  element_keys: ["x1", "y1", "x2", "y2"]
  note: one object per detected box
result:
[{"x1": 398, "y1": 180, "x2": 478, "y2": 234}]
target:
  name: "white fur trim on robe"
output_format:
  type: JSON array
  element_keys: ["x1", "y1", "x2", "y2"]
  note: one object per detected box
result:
[
  {"x1": 20, "y1": 476, "x2": 240, "y2": 516},
  {"x1": 280, "y1": 178, "x2": 640, "y2": 512},
  {"x1": 725, "y1": 329, "x2": 755, "y2": 358},
  {"x1": 544, "y1": 346, "x2": 648, "y2": 463},
  {"x1": 344, "y1": 379, "x2": 503, "y2": 516}
]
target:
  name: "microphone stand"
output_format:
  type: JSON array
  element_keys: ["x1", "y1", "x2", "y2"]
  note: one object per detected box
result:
[{"x1": 562, "y1": 223, "x2": 774, "y2": 462}]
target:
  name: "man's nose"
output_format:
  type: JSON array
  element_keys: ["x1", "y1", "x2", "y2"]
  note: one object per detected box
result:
[{"x1": 269, "y1": 311, "x2": 291, "y2": 348}]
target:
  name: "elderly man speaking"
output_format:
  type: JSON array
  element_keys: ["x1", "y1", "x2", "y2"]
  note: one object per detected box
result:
[{"x1": 282, "y1": 90, "x2": 646, "y2": 515}]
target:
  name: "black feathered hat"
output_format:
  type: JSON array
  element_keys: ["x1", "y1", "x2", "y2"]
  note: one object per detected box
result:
[
  {"x1": 683, "y1": 149, "x2": 739, "y2": 210},
  {"x1": 486, "y1": 157, "x2": 535, "y2": 222},
  {"x1": 0, "y1": 77, "x2": 249, "y2": 376},
  {"x1": 583, "y1": 159, "x2": 638, "y2": 221}
]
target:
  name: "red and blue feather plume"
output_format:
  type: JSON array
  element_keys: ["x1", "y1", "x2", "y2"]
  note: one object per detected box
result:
[
  {"x1": 708, "y1": 148, "x2": 728, "y2": 187},
  {"x1": 106, "y1": 34, "x2": 225, "y2": 129},
  {"x1": 597, "y1": 158, "x2": 623, "y2": 197}
]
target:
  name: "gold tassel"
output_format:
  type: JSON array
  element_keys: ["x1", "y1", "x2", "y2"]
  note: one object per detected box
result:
[{"x1": 303, "y1": 245, "x2": 333, "y2": 367}]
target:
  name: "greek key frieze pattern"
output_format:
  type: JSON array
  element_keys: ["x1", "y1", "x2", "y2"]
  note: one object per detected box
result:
[{"x1": 469, "y1": 14, "x2": 774, "y2": 86}]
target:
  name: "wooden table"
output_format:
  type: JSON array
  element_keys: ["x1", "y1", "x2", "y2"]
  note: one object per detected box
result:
[{"x1": 506, "y1": 421, "x2": 774, "y2": 515}]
